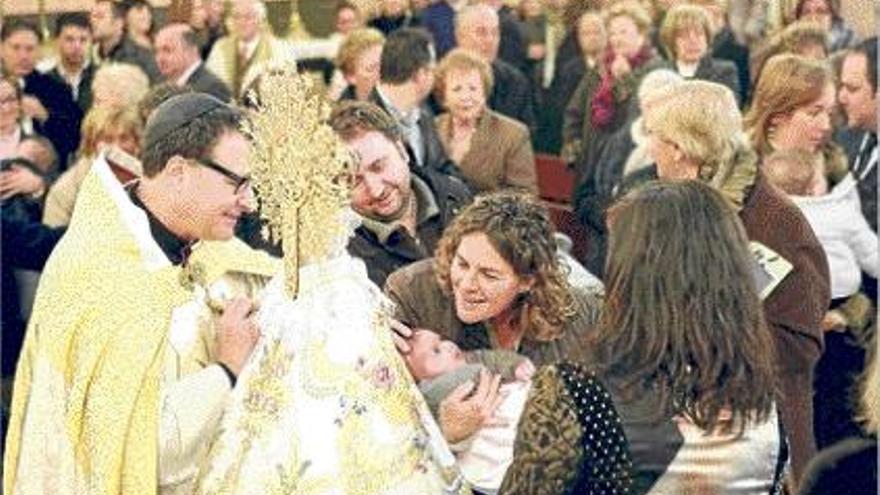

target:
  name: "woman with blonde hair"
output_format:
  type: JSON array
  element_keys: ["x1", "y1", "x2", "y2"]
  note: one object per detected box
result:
[
  {"x1": 434, "y1": 49, "x2": 537, "y2": 193},
  {"x1": 90, "y1": 63, "x2": 151, "y2": 111},
  {"x1": 636, "y1": 79, "x2": 831, "y2": 483},
  {"x1": 42, "y1": 105, "x2": 143, "y2": 227},
  {"x1": 386, "y1": 190, "x2": 603, "y2": 443},
  {"x1": 745, "y1": 54, "x2": 848, "y2": 199},
  {"x1": 744, "y1": 54, "x2": 846, "y2": 173},
  {"x1": 330, "y1": 27, "x2": 385, "y2": 101}
]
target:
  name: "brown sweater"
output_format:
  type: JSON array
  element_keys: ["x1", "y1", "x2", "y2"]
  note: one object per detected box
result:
[{"x1": 740, "y1": 172, "x2": 831, "y2": 483}]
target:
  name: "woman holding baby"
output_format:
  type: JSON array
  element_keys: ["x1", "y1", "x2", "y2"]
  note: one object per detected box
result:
[{"x1": 385, "y1": 191, "x2": 623, "y2": 494}]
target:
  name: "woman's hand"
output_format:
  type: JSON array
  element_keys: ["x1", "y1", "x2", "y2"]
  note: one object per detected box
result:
[
  {"x1": 390, "y1": 318, "x2": 413, "y2": 354},
  {"x1": 0, "y1": 165, "x2": 45, "y2": 200},
  {"x1": 438, "y1": 370, "x2": 503, "y2": 443},
  {"x1": 514, "y1": 359, "x2": 536, "y2": 381},
  {"x1": 610, "y1": 55, "x2": 632, "y2": 79}
]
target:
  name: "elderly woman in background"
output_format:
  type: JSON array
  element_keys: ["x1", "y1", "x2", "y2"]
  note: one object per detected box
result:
[
  {"x1": 571, "y1": 67, "x2": 683, "y2": 278},
  {"x1": 386, "y1": 191, "x2": 603, "y2": 443},
  {"x1": 562, "y1": 1, "x2": 665, "y2": 187},
  {"x1": 659, "y1": 4, "x2": 740, "y2": 103},
  {"x1": 597, "y1": 180, "x2": 784, "y2": 492},
  {"x1": 563, "y1": 2, "x2": 666, "y2": 277},
  {"x1": 90, "y1": 63, "x2": 151, "y2": 111},
  {"x1": 42, "y1": 106, "x2": 143, "y2": 227},
  {"x1": 330, "y1": 27, "x2": 385, "y2": 101},
  {"x1": 637, "y1": 80, "x2": 830, "y2": 484},
  {"x1": 745, "y1": 55, "x2": 846, "y2": 189},
  {"x1": 435, "y1": 49, "x2": 537, "y2": 194}
]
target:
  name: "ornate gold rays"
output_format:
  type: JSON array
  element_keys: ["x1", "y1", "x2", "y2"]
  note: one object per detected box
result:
[{"x1": 244, "y1": 65, "x2": 354, "y2": 297}]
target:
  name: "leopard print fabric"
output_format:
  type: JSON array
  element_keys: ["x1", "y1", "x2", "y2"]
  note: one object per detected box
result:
[{"x1": 499, "y1": 364, "x2": 632, "y2": 494}]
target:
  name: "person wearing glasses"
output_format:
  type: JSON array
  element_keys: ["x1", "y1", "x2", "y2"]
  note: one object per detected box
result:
[{"x1": 4, "y1": 93, "x2": 279, "y2": 495}]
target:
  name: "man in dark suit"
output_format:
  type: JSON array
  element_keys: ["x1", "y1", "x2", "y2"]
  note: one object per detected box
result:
[
  {"x1": 839, "y1": 38, "x2": 877, "y2": 233},
  {"x1": 455, "y1": 4, "x2": 536, "y2": 134},
  {"x1": 1, "y1": 20, "x2": 81, "y2": 171},
  {"x1": 478, "y1": 0, "x2": 529, "y2": 76},
  {"x1": 370, "y1": 28, "x2": 459, "y2": 178},
  {"x1": 154, "y1": 23, "x2": 232, "y2": 102}
]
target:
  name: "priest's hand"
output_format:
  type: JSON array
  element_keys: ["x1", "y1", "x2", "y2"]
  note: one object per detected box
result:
[
  {"x1": 438, "y1": 370, "x2": 503, "y2": 444},
  {"x1": 215, "y1": 296, "x2": 260, "y2": 376}
]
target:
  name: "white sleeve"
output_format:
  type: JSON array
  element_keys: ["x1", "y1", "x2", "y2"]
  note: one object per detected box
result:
[
  {"x1": 158, "y1": 364, "x2": 231, "y2": 490},
  {"x1": 850, "y1": 215, "x2": 879, "y2": 279}
]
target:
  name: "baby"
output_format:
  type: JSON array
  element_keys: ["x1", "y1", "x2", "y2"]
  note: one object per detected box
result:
[
  {"x1": 403, "y1": 329, "x2": 534, "y2": 495},
  {"x1": 763, "y1": 148, "x2": 877, "y2": 334}
]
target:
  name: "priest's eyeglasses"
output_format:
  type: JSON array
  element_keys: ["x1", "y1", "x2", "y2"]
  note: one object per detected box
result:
[{"x1": 195, "y1": 157, "x2": 251, "y2": 194}]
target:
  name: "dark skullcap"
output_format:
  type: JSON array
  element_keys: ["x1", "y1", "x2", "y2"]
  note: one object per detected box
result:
[{"x1": 143, "y1": 93, "x2": 229, "y2": 151}]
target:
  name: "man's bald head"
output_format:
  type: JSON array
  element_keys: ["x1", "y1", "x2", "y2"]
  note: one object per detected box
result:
[
  {"x1": 155, "y1": 23, "x2": 201, "y2": 81},
  {"x1": 455, "y1": 4, "x2": 500, "y2": 62}
]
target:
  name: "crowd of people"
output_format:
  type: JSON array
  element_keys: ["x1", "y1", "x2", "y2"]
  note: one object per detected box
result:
[{"x1": 0, "y1": 0, "x2": 877, "y2": 493}]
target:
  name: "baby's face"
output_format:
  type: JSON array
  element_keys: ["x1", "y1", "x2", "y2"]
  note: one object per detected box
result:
[{"x1": 405, "y1": 329, "x2": 468, "y2": 381}]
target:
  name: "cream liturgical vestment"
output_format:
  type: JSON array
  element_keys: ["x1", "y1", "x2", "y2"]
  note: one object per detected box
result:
[
  {"x1": 3, "y1": 156, "x2": 280, "y2": 495},
  {"x1": 195, "y1": 216, "x2": 469, "y2": 495}
]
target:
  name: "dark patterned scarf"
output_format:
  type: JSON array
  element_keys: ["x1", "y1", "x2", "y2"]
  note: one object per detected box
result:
[{"x1": 590, "y1": 44, "x2": 654, "y2": 129}]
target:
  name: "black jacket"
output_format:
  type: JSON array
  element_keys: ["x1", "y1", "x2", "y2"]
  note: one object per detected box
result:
[
  {"x1": 692, "y1": 56, "x2": 741, "y2": 106},
  {"x1": 497, "y1": 6, "x2": 530, "y2": 77},
  {"x1": 101, "y1": 36, "x2": 161, "y2": 83},
  {"x1": 185, "y1": 63, "x2": 233, "y2": 102},
  {"x1": 490, "y1": 59, "x2": 537, "y2": 134},
  {"x1": 348, "y1": 168, "x2": 472, "y2": 286},
  {"x1": 1, "y1": 212, "x2": 65, "y2": 376},
  {"x1": 22, "y1": 71, "x2": 82, "y2": 171},
  {"x1": 369, "y1": 89, "x2": 460, "y2": 178},
  {"x1": 711, "y1": 27, "x2": 750, "y2": 104}
]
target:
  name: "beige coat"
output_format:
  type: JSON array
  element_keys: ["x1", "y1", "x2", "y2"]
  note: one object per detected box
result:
[
  {"x1": 436, "y1": 109, "x2": 538, "y2": 194},
  {"x1": 205, "y1": 32, "x2": 297, "y2": 100},
  {"x1": 42, "y1": 156, "x2": 92, "y2": 228}
]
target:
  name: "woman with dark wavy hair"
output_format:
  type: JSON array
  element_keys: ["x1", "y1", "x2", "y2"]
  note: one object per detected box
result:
[{"x1": 598, "y1": 180, "x2": 784, "y2": 493}]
